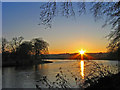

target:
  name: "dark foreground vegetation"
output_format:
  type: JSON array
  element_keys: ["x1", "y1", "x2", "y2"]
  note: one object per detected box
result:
[
  {"x1": 86, "y1": 72, "x2": 120, "y2": 90},
  {"x1": 36, "y1": 72, "x2": 120, "y2": 89},
  {"x1": 2, "y1": 36, "x2": 50, "y2": 67}
]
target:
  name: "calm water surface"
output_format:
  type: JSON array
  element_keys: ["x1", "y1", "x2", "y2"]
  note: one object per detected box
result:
[{"x1": 2, "y1": 59, "x2": 119, "y2": 88}]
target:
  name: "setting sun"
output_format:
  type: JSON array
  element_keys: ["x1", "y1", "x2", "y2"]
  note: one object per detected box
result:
[{"x1": 79, "y1": 49, "x2": 85, "y2": 54}]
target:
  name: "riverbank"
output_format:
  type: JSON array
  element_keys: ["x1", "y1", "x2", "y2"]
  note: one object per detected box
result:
[
  {"x1": 2, "y1": 60, "x2": 53, "y2": 67},
  {"x1": 85, "y1": 72, "x2": 120, "y2": 90}
]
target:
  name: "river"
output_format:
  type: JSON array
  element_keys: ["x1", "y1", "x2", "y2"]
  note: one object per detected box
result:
[{"x1": 2, "y1": 59, "x2": 119, "y2": 88}]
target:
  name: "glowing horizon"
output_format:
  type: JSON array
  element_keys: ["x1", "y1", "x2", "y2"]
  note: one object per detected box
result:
[{"x1": 48, "y1": 48, "x2": 107, "y2": 54}]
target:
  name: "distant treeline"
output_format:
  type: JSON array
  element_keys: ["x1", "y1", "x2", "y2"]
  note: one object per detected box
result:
[
  {"x1": 43, "y1": 53, "x2": 118, "y2": 60},
  {"x1": 2, "y1": 36, "x2": 49, "y2": 65}
]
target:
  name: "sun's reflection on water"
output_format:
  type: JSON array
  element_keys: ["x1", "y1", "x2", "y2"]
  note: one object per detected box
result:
[{"x1": 80, "y1": 60, "x2": 85, "y2": 79}]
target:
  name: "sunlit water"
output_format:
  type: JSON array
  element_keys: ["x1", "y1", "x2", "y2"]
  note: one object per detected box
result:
[{"x1": 2, "y1": 59, "x2": 119, "y2": 88}]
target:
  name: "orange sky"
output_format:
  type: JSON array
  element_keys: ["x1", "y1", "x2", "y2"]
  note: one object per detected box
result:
[{"x1": 49, "y1": 38, "x2": 108, "y2": 54}]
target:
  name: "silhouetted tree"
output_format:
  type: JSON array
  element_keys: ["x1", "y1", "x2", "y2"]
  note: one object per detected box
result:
[
  {"x1": 90, "y1": 2, "x2": 120, "y2": 54},
  {"x1": 39, "y1": 2, "x2": 119, "y2": 30},
  {"x1": 90, "y1": 2, "x2": 120, "y2": 59},
  {"x1": 8, "y1": 36, "x2": 24, "y2": 52},
  {"x1": 39, "y1": 2, "x2": 85, "y2": 28},
  {"x1": 2, "y1": 37, "x2": 8, "y2": 53},
  {"x1": 2, "y1": 37, "x2": 10, "y2": 61},
  {"x1": 31, "y1": 38, "x2": 49, "y2": 59},
  {"x1": 16, "y1": 41, "x2": 32, "y2": 59}
]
